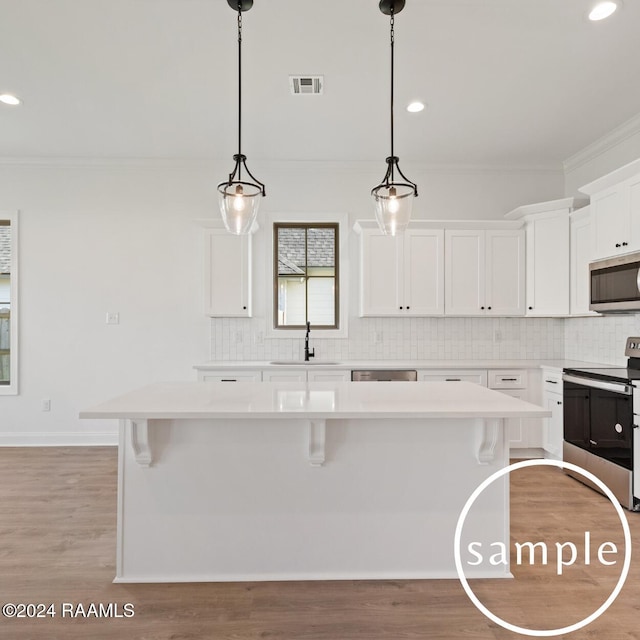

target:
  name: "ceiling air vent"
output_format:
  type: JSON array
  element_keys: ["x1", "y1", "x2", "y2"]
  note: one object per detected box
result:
[{"x1": 289, "y1": 75, "x2": 323, "y2": 95}]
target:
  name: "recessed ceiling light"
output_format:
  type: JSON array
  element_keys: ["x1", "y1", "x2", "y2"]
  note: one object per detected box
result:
[
  {"x1": 0, "y1": 94, "x2": 21, "y2": 106},
  {"x1": 407, "y1": 101, "x2": 425, "y2": 113},
  {"x1": 589, "y1": 1, "x2": 618, "y2": 21}
]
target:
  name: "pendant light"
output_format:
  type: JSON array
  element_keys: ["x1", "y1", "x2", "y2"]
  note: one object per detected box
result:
[
  {"x1": 371, "y1": 0, "x2": 418, "y2": 236},
  {"x1": 217, "y1": 0, "x2": 266, "y2": 235}
]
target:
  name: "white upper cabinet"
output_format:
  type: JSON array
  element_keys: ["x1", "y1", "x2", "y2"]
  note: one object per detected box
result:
[
  {"x1": 445, "y1": 227, "x2": 525, "y2": 316},
  {"x1": 570, "y1": 206, "x2": 597, "y2": 316},
  {"x1": 203, "y1": 225, "x2": 253, "y2": 317},
  {"x1": 579, "y1": 158, "x2": 640, "y2": 261},
  {"x1": 506, "y1": 197, "x2": 586, "y2": 317},
  {"x1": 355, "y1": 222, "x2": 444, "y2": 317}
]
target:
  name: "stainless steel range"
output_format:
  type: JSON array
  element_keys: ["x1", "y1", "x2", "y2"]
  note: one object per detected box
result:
[{"x1": 562, "y1": 337, "x2": 640, "y2": 510}]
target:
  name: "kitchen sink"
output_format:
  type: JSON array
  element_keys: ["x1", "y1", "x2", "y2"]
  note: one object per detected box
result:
[{"x1": 269, "y1": 360, "x2": 341, "y2": 366}]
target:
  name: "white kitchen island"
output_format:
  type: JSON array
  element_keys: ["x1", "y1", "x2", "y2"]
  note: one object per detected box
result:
[{"x1": 80, "y1": 380, "x2": 549, "y2": 583}]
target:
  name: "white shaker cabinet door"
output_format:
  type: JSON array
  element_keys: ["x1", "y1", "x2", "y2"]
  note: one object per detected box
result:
[
  {"x1": 485, "y1": 229, "x2": 525, "y2": 316},
  {"x1": 403, "y1": 229, "x2": 445, "y2": 316},
  {"x1": 570, "y1": 208, "x2": 596, "y2": 316},
  {"x1": 591, "y1": 186, "x2": 629, "y2": 260},
  {"x1": 204, "y1": 228, "x2": 251, "y2": 317},
  {"x1": 359, "y1": 230, "x2": 401, "y2": 316},
  {"x1": 444, "y1": 230, "x2": 484, "y2": 315},
  {"x1": 525, "y1": 213, "x2": 569, "y2": 316}
]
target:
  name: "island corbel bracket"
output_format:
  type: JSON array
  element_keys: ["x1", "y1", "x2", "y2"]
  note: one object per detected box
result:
[
  {"x1": 477, "y1": 418, "x2": 500, "y2": 465},
  {"x1": 128, "y1": 419, "x2": 153, "y2": 467},
  {"x1": 307, "y1": 420, "x2": 326, "y2": 467}
]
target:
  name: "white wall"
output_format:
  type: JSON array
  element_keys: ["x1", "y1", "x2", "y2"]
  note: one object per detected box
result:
[
  {"x1": 0, "y1": 162, "x2": 211, "y2": 444},
  {"x1": 0, "y1": 159, "x2": 564, "y2": 444}
]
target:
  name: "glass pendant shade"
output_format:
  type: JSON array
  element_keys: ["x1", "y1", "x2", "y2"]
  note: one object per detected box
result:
[
  {"x1": 218, "y1": 2, "x2": 265, "y2": 235},
  {"x1": 371, "y1": 1, "x2": 418, "y2": 236},
  {"x1": 218, "y1": 181, "x2": 263, "y2": 235},
  {"x1": 373, "y1": 183, "x2": 415, "y2": 236}
]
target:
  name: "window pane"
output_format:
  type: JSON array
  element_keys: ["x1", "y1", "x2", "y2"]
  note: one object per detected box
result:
[
  {"x1": 277, "y1": 277, "x2": 306, "y2": 326},
  {"x1": 308, "y1": 278, "x2": 335, "y2": 326},
  {"x1": 0, "y1": 221, "x2": 11, "y2": 386},
  {"x1": 307, "y1": 227, "x2": 335, "y2": 277},
  {"x1": 277, "y1": 228, "x2": 306, "y2": 276}
]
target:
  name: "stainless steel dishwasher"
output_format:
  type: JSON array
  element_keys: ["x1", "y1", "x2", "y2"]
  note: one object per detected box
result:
[{"x1": 351, "y1": 370, "x2": 417, "y2": 381}]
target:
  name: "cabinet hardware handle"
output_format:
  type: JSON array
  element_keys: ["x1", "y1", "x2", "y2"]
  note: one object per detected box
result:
[
  {"x1": 557, "y1": 401, "x2": 562, "y2": 405},
  {"x1": 445, "y1": 378, "x2": 461, "y2": 382},
  {"x1": 488, "y1": 306, "x2": 492, "y2": 310},
  {"x1": 480, "y1": 306, "x2": 485, "y2": 310},
  {"x1": 221, "y1": 379, "x2": 237, "y2": 382},
  {"x1": 406, "y1": 306, "x2": 410, "y2": 310},
  {"x1": 589, "y1": 439, "x2": 598, "y2": 446},
  {"x1": 399, "y1": 306, "x2": 403, "y2": 310},
  {"x1": 243, "y1": 306, "x2": 247, "y2": 310},
  {"x1": 616, "y1": 243, "x2": 621, "y2": 248},
  {"x1": 528, "y1": 306, "x2": 533, "y2": 310},
  {"x1": 545, "y1": 380, "x2": 558, "y2": 384},
  {"x1": 623, "y1": 242, "x2": 629, "y2": 246}
]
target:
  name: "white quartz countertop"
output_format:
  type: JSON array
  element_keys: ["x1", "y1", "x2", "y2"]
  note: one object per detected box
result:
[
  {"x1": 80, "y1": 381, "x2": 551, "y2": 420},
  {"x1": 193, "y1": 359, "x2": 608, "y2": 371}
]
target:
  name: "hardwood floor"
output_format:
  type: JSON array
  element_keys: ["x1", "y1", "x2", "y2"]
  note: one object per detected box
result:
[{"x1": 1, "y1": 447, "x2": 639, "y2": 639}]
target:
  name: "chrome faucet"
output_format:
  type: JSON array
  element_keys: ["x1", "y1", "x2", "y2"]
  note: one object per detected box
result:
[{"x1": 304, "y1": 321, "x2": 315, "y2": 362}]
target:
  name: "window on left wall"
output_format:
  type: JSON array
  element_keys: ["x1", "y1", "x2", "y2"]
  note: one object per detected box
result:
[{"x1": 0, "y1": 212, "x2": 18, "y2": 394}]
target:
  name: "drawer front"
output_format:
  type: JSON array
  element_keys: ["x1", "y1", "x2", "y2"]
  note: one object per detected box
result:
[
  {"x1": 262, "y1": 370, "x2": 307, "y2": 382},
  {"x1": 489, "y1": 370, "x2": 528, "y2": 389},
  {"x1": 418, "y1": 370, "x2": 488, "y2": 386},
  {"x1": 200, "y1": 370, "x2": 262, "y2": 382},
  {"x1": 307, "y1": 370, "x2": 351, "y2": 382},
  {"x1": 542, "y1": 368, "x2": 563, "y2": 394}
]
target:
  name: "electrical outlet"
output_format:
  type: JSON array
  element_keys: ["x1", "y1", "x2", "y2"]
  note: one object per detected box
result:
[
  {"x1": 374, "y1": 331, "x2": 384, "y2": 344},
  {"x1": 106, "y1": 312, "x2": 120, "y2": 325},
  {"x1": 42, "y1": 399, "x2": 51, "y2": 412},
  {"x1": 493, "y1": 329, "x2": 503, "y2": 343},
  {"x1": 255, "y1": 331, "x2": 265, "y2": 345}
]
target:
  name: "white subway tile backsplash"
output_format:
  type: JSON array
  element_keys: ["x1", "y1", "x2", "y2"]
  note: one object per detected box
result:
[
  {"x1": 564, "y1": 314, "x2": 640, "y2": 365},
  {"x1": 209, "y1": 316, "x2": 565, "y2": 362}
]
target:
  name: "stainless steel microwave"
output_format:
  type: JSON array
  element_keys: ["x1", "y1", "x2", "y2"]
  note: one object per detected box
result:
[{"x1": 590, "y1": 251, "x2": 640, "y2": 312}]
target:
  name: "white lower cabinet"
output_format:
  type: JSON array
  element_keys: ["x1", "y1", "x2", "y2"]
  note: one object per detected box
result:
[
  {"x1": 488, "y1": 369, "x2": 542, "y2": 452},
  {"x1": 199, "y1": 370, "x2": 262, "y2": 382},
  {"x1": 262, "y1": 369, "x2": 307, "y2": 382},
  {"x1": 542, "y1": 368, "x2": 563, "y2": 459}
]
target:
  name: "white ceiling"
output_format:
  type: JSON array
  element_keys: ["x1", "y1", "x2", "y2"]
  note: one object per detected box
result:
[{"x1": 1, "y1": 0, "x2": 639, "y2": 167}]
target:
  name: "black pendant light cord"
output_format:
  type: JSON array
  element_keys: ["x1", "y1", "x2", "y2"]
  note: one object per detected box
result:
[
  {"x1": 389, "y1": 7, "x2": 395, "y2": 182},
  {"x1": 237, "y1": 8, "x2": 242, "y2": 179}
]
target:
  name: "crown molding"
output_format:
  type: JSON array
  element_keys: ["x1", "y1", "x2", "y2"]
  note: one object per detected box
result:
[
  {"x1": 0, "y1": 156, "x2": 215, "y2": 169},
  {"x1": 563, "y1": 112, "x2": 640, "y2": 175},
  {"x1": 0, "y1": 156, "x2": 562, "y2": 175}
]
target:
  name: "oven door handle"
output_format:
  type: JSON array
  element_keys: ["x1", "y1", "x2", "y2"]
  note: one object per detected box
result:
[{"x1": 562, "y1": 373, "x2": 632, "y2": 395}]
